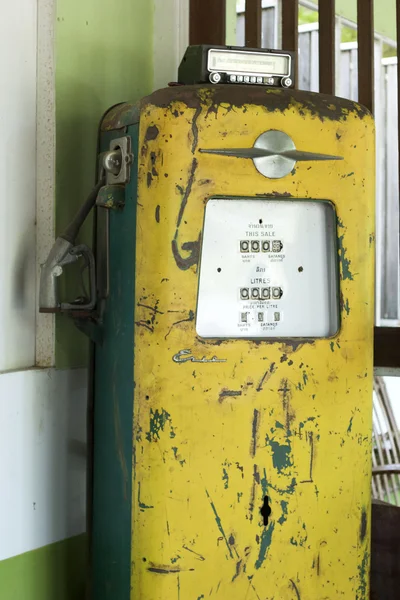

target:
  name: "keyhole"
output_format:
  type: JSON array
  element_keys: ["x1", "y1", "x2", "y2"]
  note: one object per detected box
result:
[{"x1": 260, "y1": 496, "x2": 272, "y2": 526}]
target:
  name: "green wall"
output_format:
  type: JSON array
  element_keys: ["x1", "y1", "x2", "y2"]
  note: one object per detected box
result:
[
  {"x1": 0, "y1": 535, "x2": 87, "y2": 600},
  {"x1": 55, "y1": 0, "x2": 154, "y2": 368}
]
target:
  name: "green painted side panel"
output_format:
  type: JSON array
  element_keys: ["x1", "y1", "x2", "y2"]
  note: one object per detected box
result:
[
  {"x1": 92, "y1": 125, "x2": 138, "y2": 598},
  {"x1": 55, "y1": 0, "x2": 154, "y2": 369},
  {"x1": 0, "y1": 535, "x2": 87, "y2": 600}
]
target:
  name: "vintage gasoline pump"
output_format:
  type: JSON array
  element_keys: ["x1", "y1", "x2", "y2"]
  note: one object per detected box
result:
[{"x1": 40, "y1": 46, "x2": 375, "y2": 599}]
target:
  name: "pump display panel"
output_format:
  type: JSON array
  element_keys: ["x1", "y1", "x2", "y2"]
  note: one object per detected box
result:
[{"x1": 196, "y1": 198, "x2": 339, "y2": 339}]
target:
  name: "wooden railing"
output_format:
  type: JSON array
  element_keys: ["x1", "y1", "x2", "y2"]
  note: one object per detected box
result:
[{"x1": 188, "y1": 0, "x2": 400, "y2": 371}]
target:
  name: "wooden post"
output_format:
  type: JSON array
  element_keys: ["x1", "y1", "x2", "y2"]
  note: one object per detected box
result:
[
  {"x1": 245, "y1": 0, "x2": 262, "y2": 48},
  {"x1": 357, "y1": 0, "x2": 374, "y2": 112},
  {"x1": 282, "y1": 0, "x2": 298, "y2": 85},
  {"x1": 189, "y1": 0, "x2": 226, "y2": 46},
  {"x1": 319, "y1": 0, "x2": 335, "y2": 94}
]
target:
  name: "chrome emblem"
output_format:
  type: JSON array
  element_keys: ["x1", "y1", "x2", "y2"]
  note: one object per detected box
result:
[
  {"x1": 200, "y1": 130, "x2": 343, "y2": 179},
  {"x1": 173, "y1": 349, "x2": 226, "y2": 364}
]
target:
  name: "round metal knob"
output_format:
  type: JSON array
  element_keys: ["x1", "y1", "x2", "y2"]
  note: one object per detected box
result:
[
  {"x1": 103, "y1": 149, "x2": 122, "y2": 176},
  {"x1": 282, "y1": 77, "x2": 293, "y2": 88},
  {"x1": 209, "y1": 72, "x2": 222, "y2": 84}
]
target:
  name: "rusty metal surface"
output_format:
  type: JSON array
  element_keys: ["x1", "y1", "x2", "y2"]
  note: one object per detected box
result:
[
  {"x1": 127, "y1": 85, "x2": 375, "y2": 598},
  {"x1": 96, "y1": 184, "x2": 126, "y2": 210},
  {"x1": 100, "y1": 85, "x2": 371, "y2": 133}
]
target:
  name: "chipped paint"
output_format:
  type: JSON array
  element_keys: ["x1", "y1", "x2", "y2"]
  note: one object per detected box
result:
[
  {"x1": 205, "y1": 489, "x2": 233, "y2": 559},
  {"x1": 172, "y1": 447, "x2": 185, "y2": 466},
  {"x1": 290, "y1": 579, "x2": 301, "y2": 600},
  {"x1": 145, "y1": 408, "x2": 174, "y2": 442},
  {"x1": 347, "y1": 416, "x2": 354, "y2": 433},
  {"x1": 138, "y1": 482, "x2": 154, "y2": 511},
  {"x1": 254, "y1": 523, "x2": 275, "y2": 569},
  {"x1": 337, "y1": 233, "x2": 354, "y2": 281},
  {"x1": 251, "y1": 409, "x2": 260, "y2": 457},
  {"x1": 265, "y1": 437, "x2": 293, "y2": 473},
  {"x1": 356, "y1": 550, "x2": 369, "y2": 599},
  {"x1": 127, "y1": 84, "x2": 375, "y2": 599},
  {"x1": 278, "y1": 500, "x2": 289, "y2": 525},
  {"x1": 222, "y1": 468, "x2": 229, "y2": 489},
  {"x1": 360, "y1": 508, "x2": 367, "y2": 543},
  {"x1": 256, "y1": 362, "x2": 277, "y2": 391}
]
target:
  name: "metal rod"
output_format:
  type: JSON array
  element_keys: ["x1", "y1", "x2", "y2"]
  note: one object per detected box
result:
[
  {"x1": 319, "y1": 0, "x2": 335, "y2": 94},
  {"x1": 357, "y1": 0, "x2": 374, "y2": 112},
  {"x1": 189, "y1": 0, "x2": 226, "y2": 45},
  {"x1": 245, "y1": 0, "x2": 262, "y2": 47},
  {"x1": 373, "y1": 464, "x2": 400, "y2": 475},
  {"x1": 372, "y1": 436, "x2": 385, "y2": 501}
]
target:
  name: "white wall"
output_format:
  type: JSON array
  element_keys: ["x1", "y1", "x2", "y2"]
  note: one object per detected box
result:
[
  {"x1": 0, "y1": 0, "x2": 38, "y2": 372},
  {"x1": 0, "y1": 368, "x2": 87, "y2": 561},
  {"x1": 153, "y1": 0, "x2": 189, "y2": 90},
  {"x1": 0, "y1": 0, "x2": 86, "y2": 566}
]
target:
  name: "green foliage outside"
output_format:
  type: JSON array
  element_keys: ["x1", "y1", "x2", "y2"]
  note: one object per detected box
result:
[{"x1": 298, "y1": 5, "x2": 396, "y2": 57}]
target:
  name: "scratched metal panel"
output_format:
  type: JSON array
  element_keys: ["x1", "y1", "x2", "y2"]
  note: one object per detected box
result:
[{"x1": 129, "y1": 86, "x2": 375, "y2": 599}]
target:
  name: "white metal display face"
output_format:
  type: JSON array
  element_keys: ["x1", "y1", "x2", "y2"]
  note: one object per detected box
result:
[{"x1": 196, "y1": 198, "x2": 339, "y2": 339}]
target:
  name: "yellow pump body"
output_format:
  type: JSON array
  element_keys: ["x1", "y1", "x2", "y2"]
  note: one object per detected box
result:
[{"x1": 93, "y1": 85, "x2": 375, "y2": 599}]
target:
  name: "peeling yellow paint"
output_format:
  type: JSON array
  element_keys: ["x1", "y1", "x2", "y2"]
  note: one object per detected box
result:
[{"x1": 131, "y1": 87, "x2": 374, "y2": 599}]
